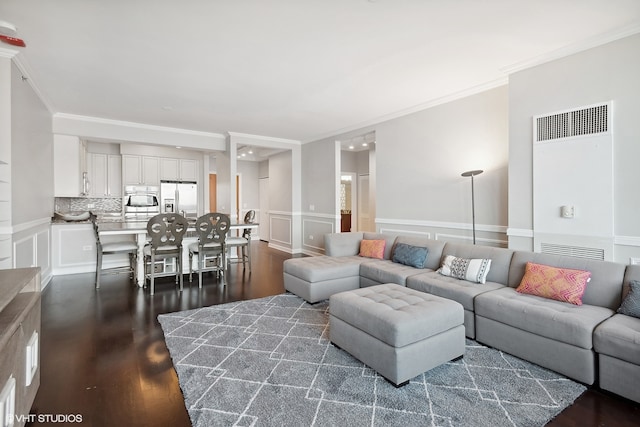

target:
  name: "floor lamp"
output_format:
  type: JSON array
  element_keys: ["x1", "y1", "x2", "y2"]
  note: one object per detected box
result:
[{"x1": 461, "y1": 169, "x2": 483, "y2": 245}]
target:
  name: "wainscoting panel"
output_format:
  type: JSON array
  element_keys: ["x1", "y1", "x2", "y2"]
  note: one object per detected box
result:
[
  {"x1": 302, "y1": 217, "x2": 336, "y2": 255},
  {"x1": 269, "y1": 215, "x2": 292, "y2": 252}
]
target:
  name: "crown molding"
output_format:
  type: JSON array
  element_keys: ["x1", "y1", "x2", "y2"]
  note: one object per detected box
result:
[
  {"x1": 227, "y1": 131, "x2": 301, "y2": 145},
  {"x1": 501, "y1": 23, "x2": 640, "y2": 75},
  {"x1": 53, "y1": 113, "x2": 226, "y2": 139},
  {"x1": 303, "y1": 77, "x2": 508, "y2": 143},
  {"x1": 0, "y1": 47, "x2": 19, "y2": 59}
]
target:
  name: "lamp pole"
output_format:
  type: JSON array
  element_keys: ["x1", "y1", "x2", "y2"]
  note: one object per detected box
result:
[{"x1": 461, "y1": 170, "x2": 483, "y2": 245}]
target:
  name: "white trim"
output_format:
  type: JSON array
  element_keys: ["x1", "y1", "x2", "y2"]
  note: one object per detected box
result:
[
  {"x1": 378, "y1": 228, "x2": 431, "y2": 239},
  {"x1": 376, "y1": 218, "x2": 507, "y2": 234},
  {"x1": 304, "y1": 78, "x2": 507, "y2": 143},
  {"x1": 615, "y1": 235, "x2": 640, "y2": 247},
  {"x1": 269, "y1": 210, "x2": 303, "y2": 217},
  {"x1": 53, "y1": 112, "x2": 226, "y2": 139},
  {"x1": 303, "y1": 212, "x2": 340, "y2": 220},
  {"x1": 0, "y1": 47, "x2": 19, "y2": 58},
  {"x1": 268, "y1": 242, "x2": 298, "y2": 254},
  {"x1": 269, "y1": 216, "x2": 292, "y2": 246},
  {"x1": 501, "y1": 24, "x2": 640, "y2": 74},
  {"x1": 435, "y1": 232, "x2": 508, "y2": 247},
  {"x1": 227, "y1": 131, "x2": 301, "y2": 145},
  {"x1": 506, "y1": 228, "x2": 534, "y2": 238},
  {"x1": 0, "y1": 217, "x2": 51, "y2": 235}
]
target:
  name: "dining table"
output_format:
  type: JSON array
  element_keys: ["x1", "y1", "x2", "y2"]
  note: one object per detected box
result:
[{"x1": 98, "y1": 219, "x2": 259, "y2": 287}]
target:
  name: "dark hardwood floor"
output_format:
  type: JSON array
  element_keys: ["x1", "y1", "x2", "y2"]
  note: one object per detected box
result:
[{"x1": 28, "y1": 241, "x2": 639, "y2": 426}]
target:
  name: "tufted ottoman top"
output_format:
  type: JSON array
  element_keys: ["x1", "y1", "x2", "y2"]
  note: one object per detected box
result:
[{"x1": 330, "y1": 283, "x2": 463, "y2": 347}]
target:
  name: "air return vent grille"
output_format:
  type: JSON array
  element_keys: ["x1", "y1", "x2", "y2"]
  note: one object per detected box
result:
[
  {"x1": 540, "y1": 243, "x2": 604, "y2": 260},
  {"x1": 534, "y1": 103, "x2": 609, "y2": 142}
]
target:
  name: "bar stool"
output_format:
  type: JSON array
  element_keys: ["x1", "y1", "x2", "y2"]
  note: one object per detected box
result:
[
  {"x1": 144, "y1": 213, "x2": 188, "y2": 295},
  {"x1": 188, "y1": 212, "x2": 230, "y2": 286},
  {"x1": 90, "y1": 213, "x2": 138, "y2": 289},
  {"x1": 226, "y1": 210, "x2": 255, "y2": 272}
]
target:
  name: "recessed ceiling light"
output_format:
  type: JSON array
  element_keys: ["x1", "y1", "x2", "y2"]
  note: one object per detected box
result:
[
  {"x1": 175, "y1": 146, "x2": 181, "y2": 149},
  {"x1": 248, "y1": 150, "x2": 253, "y2": 154},
  {"x1": 241, "y1": 153, "x2": 246, "y2": 157},
  {"x1": 362, "y1": 143, "x2": 368, "y2": 147},
  {"x1": 349, "y1": 145, "x2": 354, "y2": 150}
]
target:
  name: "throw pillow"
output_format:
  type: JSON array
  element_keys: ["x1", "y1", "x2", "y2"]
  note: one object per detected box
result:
[
  {"x1": 392, "y1": 243, "x2": 429, "y2": 268},
  {"x1": 359, "y1": 239, "x2": 386, "y2": 259},
  {"x1": 618, "y1": 280, "x2": 640, "y2": 318},
  {"x1": 516, "y1": 262, "x2": 591, "y2": 306},
  {"x1": 438, "y1": 255, "x2": 492, "y2": 284}
]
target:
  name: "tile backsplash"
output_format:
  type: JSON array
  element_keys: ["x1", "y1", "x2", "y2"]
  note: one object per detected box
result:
[{"x1": 55, "y1": 197, "x2": 122, "y2": 214}]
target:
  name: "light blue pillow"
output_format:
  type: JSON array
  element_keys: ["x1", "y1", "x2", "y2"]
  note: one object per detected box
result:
[
  {"x1": 392, "y1": 243, "x2": 429, "y2": 268},
  {"x1": 618, "y1": 280, "x2": 640, "y2": 318}
]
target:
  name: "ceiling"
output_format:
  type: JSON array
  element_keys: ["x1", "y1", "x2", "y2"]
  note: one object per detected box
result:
[{"x1": 1, "y1": 1, "x2": 639, "y2": 143}]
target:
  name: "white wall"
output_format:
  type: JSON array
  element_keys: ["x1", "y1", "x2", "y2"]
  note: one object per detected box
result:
[
  {"x1": 303, "y1": 85, "x2": 509, "y2": 248},
  {"x1": 11, "y1": 62, "x2": 54, "y2": 223},
  {"x1": 5, "y1": 60, "x2": 53, "y2": 285},
  {"x1": 237, "y1": 160, "x2": 260, "y2": 216},
  {"x1": 508, "y1": 33, "x2": 640, "y2": 262}
]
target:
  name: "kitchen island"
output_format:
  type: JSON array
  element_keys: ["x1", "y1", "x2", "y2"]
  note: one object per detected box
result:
[{"x1": 98, "y1": 220, "x2": 258, "y2": 287}]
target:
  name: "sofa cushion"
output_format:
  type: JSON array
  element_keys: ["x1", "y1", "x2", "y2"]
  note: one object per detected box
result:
[
  {"x1": 359, "y1": 260, "x2": 428, "y2": 286},
  {"x1": 617, "y1": 280, "x2": 640, "y2": 318},
  {"x1": 438, "y1": 255, "x2": 492, "y2": 284},
  {"x1": 475, "y1": 287, "x2": 614, "y2": 349},
  {"x1": 594, "y1": 314, "x2": 640, "y2": 365},
  {"x1": 407, "y1": 271, "x2": 504, "y2": 311},
  {"x1": 516, "y1": 262, "x2": 591, "y2": 306},
  {"x1": 359, "y1": 239, "x2": 386, "y2": 259},
  {"x1": 325, "y1": 232, "x2": 364, "y2": 257},
  {"x1": 392, "y1": 243, "x2": 429, "y2": 268},
  {"x1": 283, "y1": 256, "x2": 364, "y2": 282},
  {"x1": 363, "y1": 232, "x2": 397, "y2": 259},
  {"x1": 441, "y1": 243, "x2": 513, "y2": 286},
  {"x1": 392, "y1": 236, "x2": 446, "y2": 270},
  {"x1": 507, "y1": 251, "x2": 625, "y2": 310}
]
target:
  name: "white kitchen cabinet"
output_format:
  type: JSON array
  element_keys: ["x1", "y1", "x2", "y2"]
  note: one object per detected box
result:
[
  {"x1": 88, "y1": 153, "x2": 121, "y2": 197},
  {"x1": 108, "y1": 155, "x2": 122, "y2": 196},
  {"x1": 142, "y1": 157, "x2": 160, "y2": 185},
  {"x1": 122, "y1": 155, "x2": 141, "y2": 185},
  {"x1": 122, "y1": 155, "x2": 159, "y2": 186},
  {"x1": 160, "y1": 158, "x2": 197, "y2": 182},
  {"x1": 53, "y1": 135, "x2": 86, "y2": 196},
  {"x1": 160, "y1": 158, "x2": 179, "y2": 181},
  {"x1": 179, "y1": 159, "x2": 198, "y2": 182}
]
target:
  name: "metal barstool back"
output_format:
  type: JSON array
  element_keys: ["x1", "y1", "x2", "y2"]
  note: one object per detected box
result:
[
  {"x1": 144, "y1": 213, "x2": 189, "y2": 295},
  {"x1": 189, "y1": 212, "x2": 231, "y2": 286}
]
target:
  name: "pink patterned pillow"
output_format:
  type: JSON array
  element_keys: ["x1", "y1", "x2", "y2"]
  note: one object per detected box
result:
[
  {"x1": 359, "y1": 239, "x2": 386, "y2": 259},
  {"x1": 516, "y1": 262, "x2": 591, "y2": 305}
]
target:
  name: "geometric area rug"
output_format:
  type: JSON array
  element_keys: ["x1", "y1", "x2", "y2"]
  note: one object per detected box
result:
[{"x1": 158, "y1": 293, "x2": 586, "y2": 427}]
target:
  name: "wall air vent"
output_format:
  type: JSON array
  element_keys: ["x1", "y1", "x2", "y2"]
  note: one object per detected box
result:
[
  {"x1": 534, "y1": 102, "x2": 609, "y2": 142},
  {"x1": 540, "y1": 243, "x2": 604, "y2": 260}
]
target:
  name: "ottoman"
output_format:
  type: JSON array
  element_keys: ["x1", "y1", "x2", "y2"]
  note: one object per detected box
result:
[
  {"x1": 283, "y1": 256, "x2": 366, "y2": 303},
  {"x1": 329, "y1": 283, "x2": 465, "y2": 387}
]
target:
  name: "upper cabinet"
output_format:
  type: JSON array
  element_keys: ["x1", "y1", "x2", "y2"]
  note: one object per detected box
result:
[
  {"x1": 160, "y1": 158, "x2": 198, "y2": 182},
  {"x1": 87, "y1": 153, "x2": 121, "y2": 197},
  {"x1": 122, "y1": 155, "x2": 159, "y2": 186},
  {"x1": 53, "y1": 135, "x2": 86, "y2": 197}
]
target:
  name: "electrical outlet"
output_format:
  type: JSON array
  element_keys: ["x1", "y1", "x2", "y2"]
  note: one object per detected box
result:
[
  {"x1": 630, "y1": 257, "x2": 640, "y2": 265},
  {"x1": 309, "y1": 205, "x2": 315, "y2": 211},
  {"x1": 82, "y1": 245, "x2": 92, "y2": 251},
  {"x1": 309, "y1": 235, "x2": 314, "y2": 240}
]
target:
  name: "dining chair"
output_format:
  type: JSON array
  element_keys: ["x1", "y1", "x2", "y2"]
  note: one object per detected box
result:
[
  {"x1": 90, "y1": 213, "x2": 138, "y2": 289},
  {"x1": 226, "y1": 210, "x2": 255, "y2": 272},
  {"x1": 188, "y1": 212, "x2": 231, "y2": 286},
  {"x1": 144, "y1": 213, "x2": 189, "y2": 295}
]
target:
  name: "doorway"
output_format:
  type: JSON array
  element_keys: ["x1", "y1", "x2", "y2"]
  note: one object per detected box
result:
[
  {"x1": 209, "y1": 174, "x2": 217, "y2": 212},
  {"x1": 340, "y1": 173, "x2": 357, "y2": 232}
]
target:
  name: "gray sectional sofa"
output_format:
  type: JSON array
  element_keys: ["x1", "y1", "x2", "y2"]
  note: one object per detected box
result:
[{"x1": 283, "y1": 231, "x2": 640, "y2": 403}]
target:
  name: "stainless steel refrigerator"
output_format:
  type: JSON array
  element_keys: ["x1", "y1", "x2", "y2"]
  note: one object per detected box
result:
[{"x1": 160, "y1": 180, "x2": 198, "y2": 220}]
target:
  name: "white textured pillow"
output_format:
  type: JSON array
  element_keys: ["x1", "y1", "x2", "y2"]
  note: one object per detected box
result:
[{"x1": 438, "y1": 255, "x2": 492, "y2": 284}]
